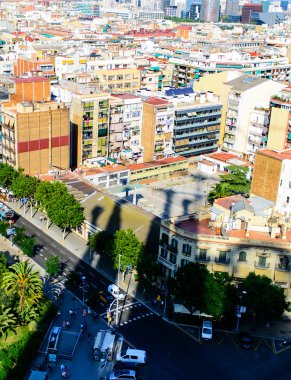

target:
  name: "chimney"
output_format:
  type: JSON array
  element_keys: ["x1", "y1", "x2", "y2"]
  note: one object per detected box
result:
[
  {"x1": 207, "y1": 91, "x2": 213, "y2": 102},
  {"x1": 199, "y1": 92, "x2": 206, "y2": 103}
]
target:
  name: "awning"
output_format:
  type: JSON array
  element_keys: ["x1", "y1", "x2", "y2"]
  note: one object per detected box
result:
[
  {"x1": 254, "y1": 268, "x2": 271, "y2": 277},
  {"x1": 174, "y1": 304, "x2": 191, "y2": 314},
  {"x1": 233, "y1": 264, "x2": 249, "y2": 279},
  {"x1": 274, "y1": 270, "x2": 290, "y2": 283}
]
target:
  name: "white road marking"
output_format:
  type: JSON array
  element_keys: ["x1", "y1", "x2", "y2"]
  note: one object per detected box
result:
[
  {"x1": 40, "y1": 254, "x2": 43, "y2": 257},
  {"x1": 70, "y1": 257, "x2": 76, "y2": 262},
  {"x1": 69, "y1": 266, "x2": 74, "y2": 271},
  {"x1": 128, "y1": 319, "x2": 132, "y2": 323},
  {"x1": 123, "y1": 321, "x2": 128, "y2": 324},
  {"x1": 43, "y1": 247, "x2": 48, "y2": 250},
  {"x1": 44, "y1": 257, "x2": 48, "y2": 261},
  {"x1": 92, "y1": 284, "x2": 98, "y2": 288},
  {"x1": 35, "y1": 232, "x2": 40, "y2": 236},
  {"x1": 51, "y1": 244, "x2": 57, "y2": 248}
]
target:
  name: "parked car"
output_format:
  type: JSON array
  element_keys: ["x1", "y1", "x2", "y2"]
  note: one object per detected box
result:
[
  {"x1": 201, "y1": 320, "x2": 213, "y2": 341},
  {"x1": 117, "y1": 348, "x2": 146, "y2": 367},
  {"x1": 98, "y1": 290, "x2": 114, "y2": 305},
  {"x1": 108, "y1": 284, "x2": 125, "y2": 300},
  {"x1": 109, "y1": 369, "x2": 136, "y2": 380},
  {"x1": 239, "y1": 331, "x2": 253, "y2": 349}
]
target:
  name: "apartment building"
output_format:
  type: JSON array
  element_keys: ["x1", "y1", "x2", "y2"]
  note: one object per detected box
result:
[
  {"x1": 158, "y1": 194, "x2": 291, "y2": 300},
  {"x1": 71, "y1": 93, "x2": 110, "y2": 167},
  {"x1": 168, "y1": 88, "x2": 222, "y2": 157},
  {"x1": 222, "y1": 75, "x2": 285, "y2": 155},
  {"x1": 14, "y1": 57, "x2": 57, "y2": 83},
  {"x1": 172, "y1": 62, "x2": 197, "y2": 88},
  {"x1": 140, "y1": 67, "x2": 163, "y2": 92},
  {"x1": 0, "y1": 76, "x2": 51, "y2": 107},
  {"x1": 267, "y1": 88, "x2": 291, "y2": 151},
  {"x1": 54, "y1": 54, "x2": 88, "y2": 80},
  {"x1": 1, "y1": 101, "x2": 70, "y2": 175},
  {"x1": 251, "y1": 148, "x2": 291, "y2": 217},
  {"x1": 93, "y1": 67, "x2": 141, "y2": 93},
  {"x1": 141, "y1": 97, "x2": 175, "y2": 162},
  {"x1": 246, "y1": 108, "x2": 269, "y2": 160},
  {"x1": 110, "y1": 93, "x2": 143, "y2": 163}
]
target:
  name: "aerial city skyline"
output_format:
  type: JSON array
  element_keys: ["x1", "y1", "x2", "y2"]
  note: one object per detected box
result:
[{"x1": 0, "y1": 1, "x2": 290, "y2": 379}]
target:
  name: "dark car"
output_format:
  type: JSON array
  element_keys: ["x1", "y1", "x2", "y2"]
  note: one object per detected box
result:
[
  {"x1": 98, "y1": 290, "x2": 114, "y2": 305},
  {"x1": 239, "y1": 331, "x2": 253, "y2": 349}
]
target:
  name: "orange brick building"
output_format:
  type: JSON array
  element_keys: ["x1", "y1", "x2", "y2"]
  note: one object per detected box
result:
[
  {"x1": 1, "y1": 102, "x2": 70, "y2": 176},
  {"x1": 14, "y1": 57, "x2": 56, "y2": 82},
  {"x1": 1, "y1": 77, "x2": 51, "y2": 107}
]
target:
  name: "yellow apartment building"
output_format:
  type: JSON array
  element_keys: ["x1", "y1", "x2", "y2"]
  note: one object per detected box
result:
[
  {"x1": 71, "y1": 93, "x2": 111, "y2": 166},
  {"x1": 92, "y1": 67, "x2": 141, "y2": 93}
]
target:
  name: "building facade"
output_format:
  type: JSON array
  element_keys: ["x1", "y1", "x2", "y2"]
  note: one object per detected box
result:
[
  {"x1": 200, "y1": 0, "x2": 220, "y2": 22},
  {"x1": 251, "y1": 148, "x2": 291, "y2": 217},
  {"x1": 1, "y1": 101, "x2": 70, "y2": 175},
  {"x1": 158, "y1": 194, "x2": 291, "y2": 300},
  {"x1": 141, "y1": 97, "x2": 175, "y2": 162}
]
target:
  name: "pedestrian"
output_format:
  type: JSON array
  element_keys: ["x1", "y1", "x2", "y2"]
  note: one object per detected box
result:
[
  {"x1": 62, "y1": 321, "x2": 66, "y2": 329},
  {"x1": 61, "y1": 363, "x2": 65, "y2": 372},
  {"x1": 69, "y1": 309, "x2": 73, "y2": 317},
  {"x1": 66, "y1": 321, "x2": 70, "y2": 329}
]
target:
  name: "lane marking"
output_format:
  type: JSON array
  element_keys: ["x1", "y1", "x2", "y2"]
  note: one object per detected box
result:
[
  {"x1": 44, "y1": 257, "x2": 48, "y2": 261},
  {"x1": 35, "y1": 232, "x2": 40, "y2": 236},
  {"x1": 51, "y1": 244, "x2": 57, "y2": 248},
  {"x1": 40, "y1": 254, "x2": 43, "y2": 257}
]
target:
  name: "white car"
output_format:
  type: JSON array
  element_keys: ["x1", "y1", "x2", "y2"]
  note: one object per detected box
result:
[
  {"x1": 201, "y1": 320, "x2": 213, "y2": 340},
  {"x1": 109, "y1": 369, "x2": 136, "y2": 380},
  {"x1": 108, "y1": 284, "x2": 125, "y2": 300}
]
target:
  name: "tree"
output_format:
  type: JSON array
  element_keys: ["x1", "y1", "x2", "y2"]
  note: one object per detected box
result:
[
  {"x1": 20, "y1": 236, "x2": 35, "y2": 257},
  {"x1": 243, "y1": 272, "x2": 288, "y2": 320},
  {"x1": 111, "y1": 229, "x2": 144, "y2": 271},
  {"x1": 0, "y1": 163, "x2": 21, "y2": 189},
  {"x1": 208, "y1": 165, "x2": 250, "y2": 204},
  {"x1": 0, "y1": 221, "x2": 8, "y2": 237},
  {"x1": 170, "y1": 263, "x2": 209, "y2": 311},
  {"x1": 89, "y1": 231, "x2": 113, "y2": 253},
  {"x1": 0, "y1": 254, "x2": 8, "y2": 286},
  {"x1": 45, "y1": 256, "x2": 61, "y2": 278},
  {"x1": 1, "y1": 261, "x2": 44, "y2": 312},
  {"x1": 11, "y1": 174, "x2": 39, "y2": 199},
  {"x1": 0, "y1": 304, "x2": 16, "y2": 339},
  {"x1": 136, "y1": 251, "x2": 161, "y2": 288}
]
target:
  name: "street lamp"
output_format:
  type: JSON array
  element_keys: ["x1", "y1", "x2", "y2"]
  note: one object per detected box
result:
[
  {"x1": 80, "y1": 275, "x2": 88, "y2": 306},
  {"x1": 236, "y1": 290, "x2": 247, "y2": 331},
  {"x1": 115, "y1": 254, "x2": 121, "y2": 326}
]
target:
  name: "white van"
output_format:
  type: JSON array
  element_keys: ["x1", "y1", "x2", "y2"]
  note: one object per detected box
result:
[
  {"x1": 108, "y1": 284, "x2": 125, "y2": 300},
  {"x1": 117, "y1": 349, "x2": 146, "y2": 366}
]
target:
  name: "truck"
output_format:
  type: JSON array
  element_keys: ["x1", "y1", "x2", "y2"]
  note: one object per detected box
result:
[{"x1": 93, "y1": 330, "x2": 123, "y2": 363}]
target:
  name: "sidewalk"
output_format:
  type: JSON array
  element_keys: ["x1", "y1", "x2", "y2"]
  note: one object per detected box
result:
[{"x1": 4, "y1": 199, "x2": 291, "y2": 340}]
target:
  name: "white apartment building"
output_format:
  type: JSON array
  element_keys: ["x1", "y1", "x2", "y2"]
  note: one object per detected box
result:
[
  {"x1": 246, "y1": 108, "x2": 269, "y2": 161},
  {"x1": 109, "y1": 93, "x2": 143, "y2": 163},
  {"x1": 222, "y1": 75, "x2": 285, "y2": 155},
  {"x1": 55, "y1": 54, "x2": 88, "y2": 81}
]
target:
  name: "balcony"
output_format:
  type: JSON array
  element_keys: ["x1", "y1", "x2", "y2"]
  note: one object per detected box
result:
[
  {"x1": 157, "y1": 255, "x2": 177, "y2": 271},
  {"x1": 195, "y1": 255, "x2": 210, "y2": 263},
  {"x1": 254, "y1": 261, "x2": 270, "y2": 269},
  {"x1": 215, "y1": 257, "x2": 230, "y2": 265},
  {"x1": 275, "y1": 264, "x2": 290, "y2": 271}
]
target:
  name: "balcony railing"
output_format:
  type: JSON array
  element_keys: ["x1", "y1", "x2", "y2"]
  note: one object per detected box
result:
[
  {"x1": 215, "y1": 257, "x2": 230, "y2": 265},
  {"x1": 157, "y1": 255, "x2": 177, "y2": 271},
  {"x1": 275, "y1": 264, "x2": 290, "y2": 271},
  {"x1": 195, "y1": 255, "x2": 210, "y2": 262},
  {"x1": 255, "y1": 261, "x2": 270, "y2": 269}
]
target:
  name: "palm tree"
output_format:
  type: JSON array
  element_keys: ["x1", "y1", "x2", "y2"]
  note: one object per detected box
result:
[
  {"x1": 1, "y1": 261, "x2": 43, "y2": 311},
  {"x1": 0, "y1": 304, "x2": 16, "y2": 339}
]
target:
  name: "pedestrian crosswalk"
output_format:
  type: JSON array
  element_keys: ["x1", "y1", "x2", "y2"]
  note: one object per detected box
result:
[{"x1": 100, "y1": 302, "x2": 155, "y2": 326}]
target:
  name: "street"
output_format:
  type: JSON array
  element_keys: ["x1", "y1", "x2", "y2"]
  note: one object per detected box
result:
[{"x1": 12, "y1": 213, "x2": 291, "y2": 380}]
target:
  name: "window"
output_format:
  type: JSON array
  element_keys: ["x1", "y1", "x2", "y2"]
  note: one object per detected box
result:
[
  {"x1": 169, "y1": 253, "x2": 177, "y2": 264},
  {"x1": 199, "y1": 249, "x2": 207, "y2": 259},
  {"x1": 182, "y1": 243, "x2": 191, "y2": 256},
  {"x1": 218, "y1": 251, "x2": 227, "y2": 263},
  {"x1": 160, "y1": 248, "x2": 167, "y2": 259},
  {"x1": 181, "y1": 259, "x2": 189, "y2": 267},
  {"x1": 258, "y1": 256, "x2": 266, "y2": 267},
  {"x1": 172, "y1": 238, "x2": 178, "y2": 249},
  {"x1": 161, "y1": 233, "x2": 169, "y2": 244},
  {"x1": 238, "y1": 251, "x2": 247, "y2": 262}
]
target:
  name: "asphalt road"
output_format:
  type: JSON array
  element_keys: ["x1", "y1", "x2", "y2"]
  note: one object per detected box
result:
[{"x1": 13, "y1": 213, "x2": 291, "y2": 380}]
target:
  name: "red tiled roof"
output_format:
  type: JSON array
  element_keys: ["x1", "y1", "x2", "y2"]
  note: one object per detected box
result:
[
  {"x1": 257, "y1": 149, "x2": 291, "y2": 161},
  {"x1": 206, "y1": 152, "x2": 238, "y2": 162},
  {"x1": 199, "y1": 159, "x2": 216, "y2": 167},
  {"x1": 13, "y1": 76, "x2": 50, "y2": 83},
  {"x1": 127, "y1": 156, "x2": 187, "y2": 171},
  {"x1": 112, "y1": 93, "x2": 140, "y2": 100},
  {"x1": 144, "y1": 97, "x2": 169, "y2": 106},
  {"x1": 214, "y1": 195, "x2": 247, "y2": 209}
]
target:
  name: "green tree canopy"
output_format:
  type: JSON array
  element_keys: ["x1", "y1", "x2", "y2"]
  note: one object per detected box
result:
[
  {"x1": 169, "y1": 263, "x2": 238, "y2": 319},
  {"x1": 0, "y1": 254, "x2": 8, "y2": 286},
  {"x1": 208, "y1": 165, "x2": 250, "y2": 204},
  {"x1": 243, "y1": 272, "x2": 288, "y2": 320},
  {"x1": 111, "y1": 229, "x2": 144, "y2": 271},
  {"x1": 0, "y1": 304, "x2": 16, "y2": 339},
  {"x1": 89, "y1": 230, "x2": 113, "y2": 253},
  {"x1": 45, "y1": 256, "x2": 61, "y2": 278},
  {"x1": 11, "y1": 175, "x2": 39, "y2": 199},
  {"x1": 0, "y1": 163, "x2": 21, "y2": 189},
  {"x1": 2, "y1": 261, "x2": 44, "y2": 312}
]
